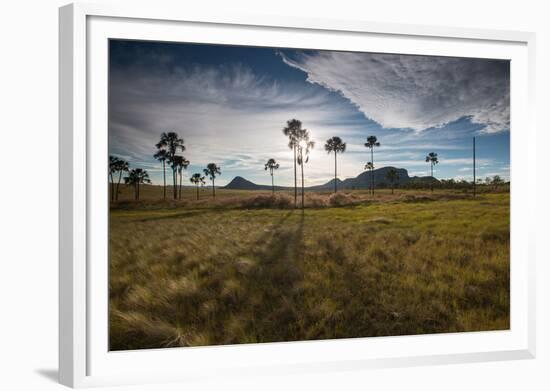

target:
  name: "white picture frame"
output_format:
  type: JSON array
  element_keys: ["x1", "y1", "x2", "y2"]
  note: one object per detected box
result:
[{"x1": 59, "y1": 2, "x2": 537, "y2": 388}]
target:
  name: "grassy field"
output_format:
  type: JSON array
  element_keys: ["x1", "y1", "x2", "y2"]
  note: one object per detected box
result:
[{"x1": 109, "y1": 187, "x2": 509, "y2": 350}]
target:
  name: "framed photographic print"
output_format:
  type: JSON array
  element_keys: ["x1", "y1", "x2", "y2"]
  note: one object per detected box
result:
[{"x1": 59, "y1": 3, "x2": 536, "y2": 388}]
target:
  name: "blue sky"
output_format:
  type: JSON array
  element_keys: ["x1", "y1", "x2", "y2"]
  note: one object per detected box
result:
[{"x1": 109, "y1": 40, "x2": 510, "y2": 187}]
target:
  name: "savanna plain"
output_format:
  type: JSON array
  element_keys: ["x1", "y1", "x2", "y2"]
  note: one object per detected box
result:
[{"x1": 109, "y1": 186, "x2": 509, "y2": 350}]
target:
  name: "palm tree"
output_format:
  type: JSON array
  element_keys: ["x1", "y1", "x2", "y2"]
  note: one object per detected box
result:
[
  {"x1": 154, "y1": 148, "x2": 168, "y2": 200},
  {"x1": 124, "y1": 168, "x2": 151, "y2": 200},
  {"x1": 109, "y1": 156, "x2": 118, "y2": 202},
  {"x1": 425, "y1": 152, "x2": 439, "y2": 192},
  {"x1": 386, "y1": 168, "x2": 399, "y2": 195},
  {"x1": 283, "y1": 119, "x2": 303, "y2": 206},
  {"x1": 364, "y1": 136, "x2": 380, "y2": 195},
  {"x1": 173, "y1": 155, "x2": 190, "y2": 200},
  {"x1": 203, "y1": 163, "x2": 221, "y2": 198},
  {"x1": 296, "y1": 129, "x2": 315, "y2": 209},
  {"x1": 324, "y1": 136, "x2": 346, "y2": 193},
  {"x1": 264, "y1": 158, "x2": 280, "y2": 195},
  {"x1": 109, "y1": 156, "x2": 129, "y2": 201},
  {"x1": 156, "y1": 132, "x2": 185, "y2": 200},
  {"x1": 364, "y1": 162, "x2": 374, "y2": 193},
  {"x1": 189, "y1": 173, "x2": 206, "y2": 200},
  {"x1": 115, "y1": 159, "x2": 129, "y2": 201}
]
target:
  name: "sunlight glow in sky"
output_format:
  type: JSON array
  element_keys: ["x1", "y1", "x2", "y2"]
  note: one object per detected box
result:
[{"x1": 109, "y1": 40, "x2": 510, "y2": 187}]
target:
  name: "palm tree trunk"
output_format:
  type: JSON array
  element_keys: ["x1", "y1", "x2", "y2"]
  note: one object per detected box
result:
[
  {"x1": 473, "y1": 137, "x2": 476, "y2": 198},
  {"x1": 116, "y1": 171, "x2": 122, "y2": 201},
  {"x1": 334, "y1": 152, "x2": 337, "y2": 193},
  {"x1": 109, "y1": 173, "x2": 114, "y2": 202},
  {"x1": 212, "y1": 178, "x2": 215, "y2": 198},
  {"x1": 370, "y1": 169, "x2": 373, "y2": 194},
  {"x1": 430, "y1": 164, "x2": 434, "y2": 192},
  {"x1": 371, "y1": 148, "x2": 374, "y2": 195},
  {"x1": 293, "y1": 146, "x2": 297, "y2": 207},
  {"x1": 162, "y1": 160, "x2": 166, "y2": 200},
  {"x1": 173, "y1": 168, "x2": 177, "y2": 200},
  {"x1": 178, "y1": 171, "x2": 182, "y2": 200},
  {"x1": 196, "y1": 184, "x2": 199, "y2": 200},
  {"x1": 271, "y1": 172, "x2": 274, "y2": 195},
  {"x1": 301, "y1": 160, "x2": 305, "y2": 209}
]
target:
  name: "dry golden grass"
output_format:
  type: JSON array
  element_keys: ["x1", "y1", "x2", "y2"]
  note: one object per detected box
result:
[{"x1": 109, "y1": 189, "x2": 509, "y2": 350}]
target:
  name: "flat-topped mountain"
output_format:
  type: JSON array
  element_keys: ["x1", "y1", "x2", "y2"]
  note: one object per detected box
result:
[
  {"x1": 311, "y1": 167, "x2": 409, "y2": 190},
  {"x1": 223, "y1": 167, "x2": 437, "y2": 191}
]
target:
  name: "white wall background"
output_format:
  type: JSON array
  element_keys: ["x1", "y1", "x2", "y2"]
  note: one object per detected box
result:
[{"x1": 0, "y1": 0, "x2": 547, "y2": 389}]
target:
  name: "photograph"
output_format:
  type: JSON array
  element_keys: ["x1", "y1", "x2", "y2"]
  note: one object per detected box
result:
[{"x1": 108, "y1": 39, "x2": 510, "y2": 351}]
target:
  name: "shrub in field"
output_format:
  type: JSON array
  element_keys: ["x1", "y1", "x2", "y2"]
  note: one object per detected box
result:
[
  {"x1": 306, "y1": 193, "x2": 329, "y2": 208},
  {"x1": 239, "y1": 194, "x2": 293, "y2": 209},
  {"x1": 328, "y1": 192, "x2": 355, "y2": 206}
]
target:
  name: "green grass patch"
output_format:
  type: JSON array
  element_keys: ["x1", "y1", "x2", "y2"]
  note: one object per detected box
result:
[{"x1": 109, "y1": 191, "x2": 510, "y2": 350}]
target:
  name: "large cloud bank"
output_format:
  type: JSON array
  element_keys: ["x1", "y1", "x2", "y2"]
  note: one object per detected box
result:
[{"x1": 280, "y1": 51, "x2": 510, "y2": 133}]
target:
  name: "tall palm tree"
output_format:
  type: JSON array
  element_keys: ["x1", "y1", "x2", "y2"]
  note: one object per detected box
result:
[
  {"x1": 264, "y1": 158, "x2": 280, "y2": 195},
  {"x1": 156, "y1": 132, "x2": 185, "y2": 200},
  {"x1": 364, "y1": 136, "x2": 381, "y2": 195},
  {"x1": 386, "y1": 168, "x2": 399, "y2": 195},
  {"x1": 124, "y1": 168, "x2": 151, "y2": 201},
  {"x1": 283, "y1": 119, "x2": 303, "y2": 206},
  {"x1": 296, "y1": 129, "x2": 315, "y2": 209},
  {"x1": 364, "y1": 162, "x2": 374, "y2": 193},
  {"x1": 365, "y1": 136, "x2": 380, "y2": 195},
  {"x1": 189, "y1": 173, "x2": 206, "y2": 200},
  {"x1": 324, "y1": 136, "x2": 346, "y2": 193},
  {"x1": 203, "y1": 163, "x2": 221, "y2": 199},
  {"x1": 115, "y1": 159, "x2": 129, "y2": 201},
  {"x1": 109, "y1": 156, "x2": 118, "y2": 202},
  {"x1": 173, "y1": 155, "x2": 190, "y2": 200},
  {"x1": 425, "y1": 152, "x2": 439, "y2": 192},
  {"x1": 109, "y1": 156, "x2": 129, "y2": 202},
  {"x1": 154, "y1": 148, "x2": 168, "y2": 200}
]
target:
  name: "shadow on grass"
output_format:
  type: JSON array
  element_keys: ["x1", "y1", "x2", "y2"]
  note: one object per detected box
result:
[
  {"x1": 124, "y1": 205, "x2": 296, "y2": 223},
  {"x1": 136, "y1": 209, "x2": 217, "y2": 222},
  {"x1": 231, "y1": 210, "x2": 306, "y2": 342}
]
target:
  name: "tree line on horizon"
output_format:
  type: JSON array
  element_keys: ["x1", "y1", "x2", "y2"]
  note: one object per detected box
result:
[
  {"x1": 275, "y1": 119, "x2": 440, "y2": 207},
  {"x1": 109, "y1": 132, "x2": 221, "y2": 201},
  {"x1": 108, "y1": 118, "x2": 505, "y2": 203}
]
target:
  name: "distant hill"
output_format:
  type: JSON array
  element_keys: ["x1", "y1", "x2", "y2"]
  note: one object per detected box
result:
[
  {"x1": 224, "y1": 176, "x2": 265, "y2": 190},
  {"x1": 223, "y1": 176, "x2": 289, "y2": 191},
  {"x1": 224, "y1": 167, "x2": 438, "y2": 191},
  {"x1": 311, "y1": 167, "x2": 410, "y2": 190}
]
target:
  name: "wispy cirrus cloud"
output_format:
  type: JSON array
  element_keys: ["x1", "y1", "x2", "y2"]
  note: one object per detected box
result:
[
  {"x1": 279, "y1": 51, "x2": 510, "y2": 133},
  {"x1": 109, "y1": 53, "x2": 364, "y2": 186}
]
